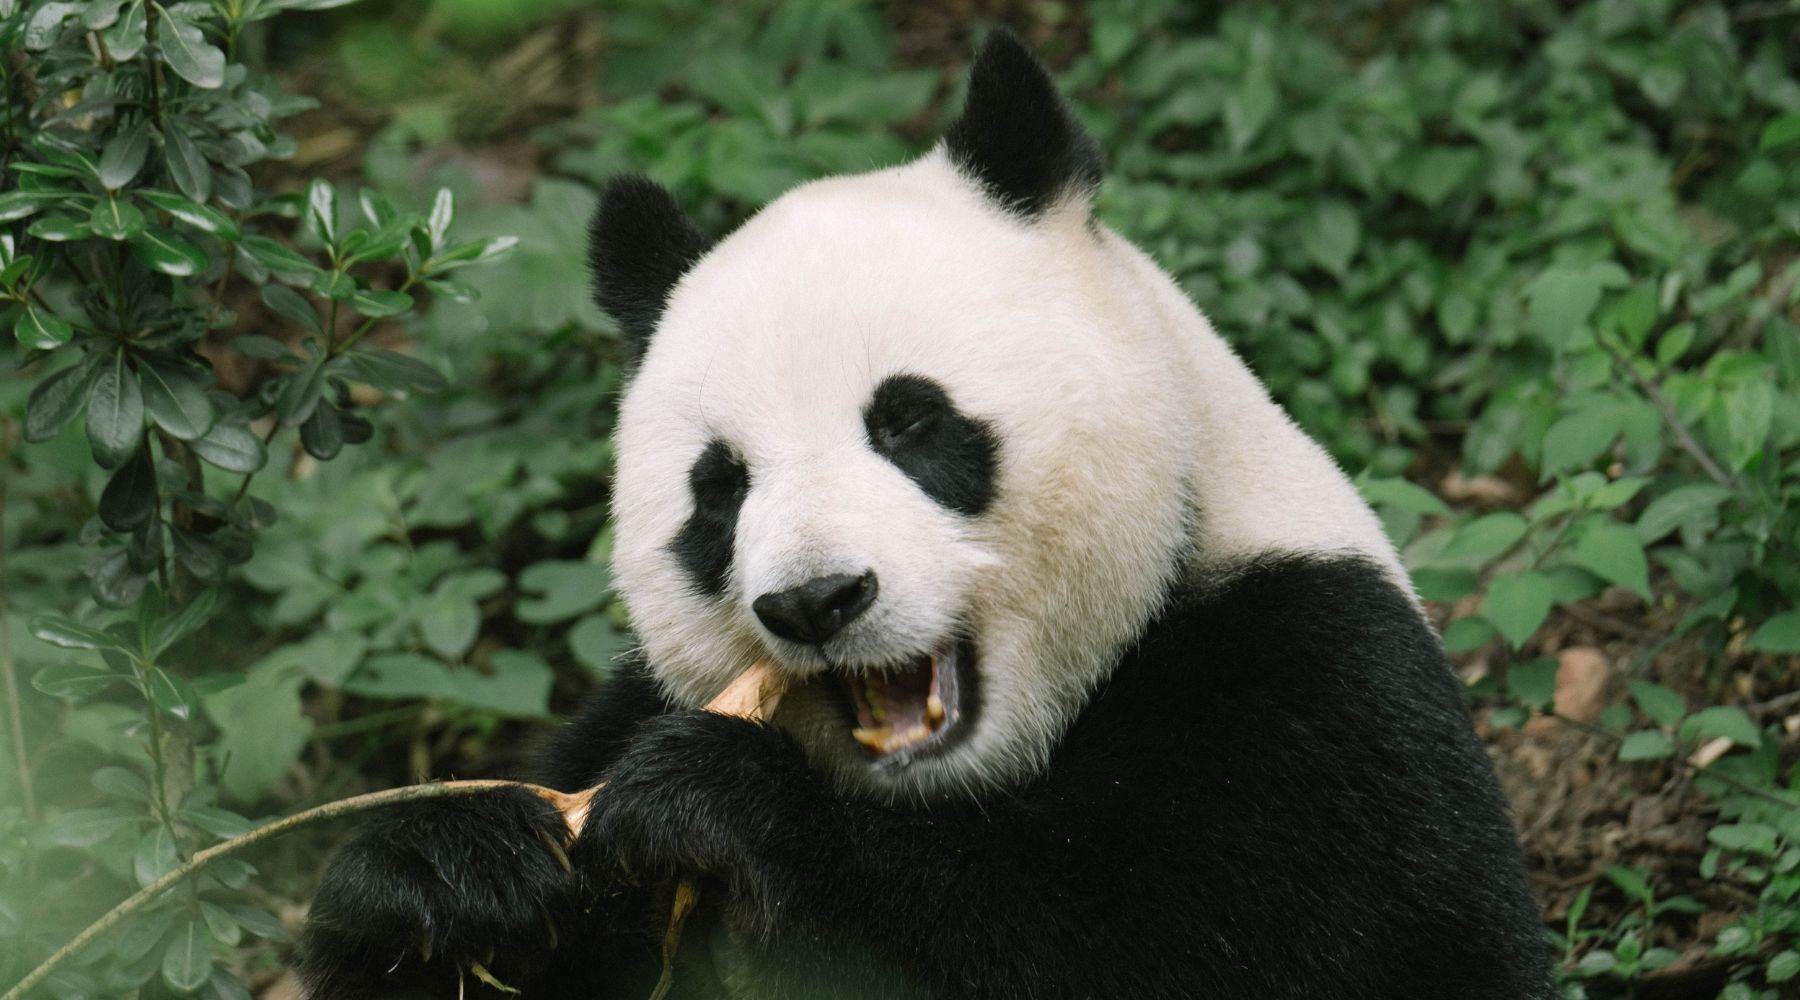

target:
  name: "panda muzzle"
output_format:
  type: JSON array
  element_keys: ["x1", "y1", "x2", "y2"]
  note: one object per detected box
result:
[{"x1": 846, "y1": 644, "x2": 964, "y2": 757}]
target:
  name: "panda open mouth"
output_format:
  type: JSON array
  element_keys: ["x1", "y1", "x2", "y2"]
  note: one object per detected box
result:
[{"x1": 841, "y1": 642, "x2": 973, "y2": 761}]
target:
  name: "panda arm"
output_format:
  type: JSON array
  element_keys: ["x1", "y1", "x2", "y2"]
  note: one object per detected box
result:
[{"x1": 298, "y1": 661, "x2": 674, "y2": 1000}]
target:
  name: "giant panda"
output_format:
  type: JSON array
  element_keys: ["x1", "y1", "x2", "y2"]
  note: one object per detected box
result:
[{"x1": 300, "y1": 30, "x2": 1553, "y2": 1000}]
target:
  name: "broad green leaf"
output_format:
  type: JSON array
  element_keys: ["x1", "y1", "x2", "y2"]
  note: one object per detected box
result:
[
  {"x1": 1300, "y1": 202, "x2": 1359, "y2": 279},
  {"x1": 149, "y1": 667, "x2": 199, "y2": 720},
  {"x1": 309, "y1": 268, "x2": 355, "y2": 300},
  {"x1": 14, "y1": 305, "x2": 73, "y2": 350},
  {"x1": 417, "y1": 591, "x2": 479, "y2": 658},
  {"x1": 274, "y1": 358, "x2": 326, "y2": 427},
  {"x1": 1617, "y1": 730, "x2": 1675, "y2": 761},
  {"x1": 260, "y1": 284, "x2": 321, "y2": 333},
  {"x1": 299, "y1": 401, "x2": 343, "y2": 460},
  {"x1": 89, "y1": 196, "x2": 146, "y2": 241},
  {"x1": 1441, "y1": 616, "x2": 1496, "y2": 652},
  {"x1": 1524, "y1": 263, "x2": 1627, "y2": 349},
  {"x1": 349, "y1": 288, "x2": 413, "y2": 318},
  {"x1": 1540, "y1": 406, "x2": 1624, "y2": 477},
  {"x1": 134, "y1": 826, "x2": 178, "y2": 885},
  {"x1": 344, "y1": 349, "x2": 446, "y2": 394},
  {"x1": 238, "y1": 235, "x2": 317, "y2": 277},
  {"x1": 1768, "y1": 951, "x2": 1800, "y2": 983},
  {"x1": 23, "y1": 357, "x2": 97, "y2": 438},
  {"x1": 26, "y1": 214, "x2": 92, "y2": 241},
  {"x1": 0, "y1": 190, "x2": 65, "y2": 223},
  {"x1": 230, "y1": 335, "x2": 299, "y2": 362},
  {"x1": 155, "y1": 8, "x2": 226, "y2": 88},
  {"x1": 423, "y1": 235, "x2": 518, "y2": 274},
  {"x1": 31, "y1": 661, "x2": 121, "y2": 698},
  {"x1": 515, "y1": 561, "x2": 612, "y2": 624},
  {"x1": 1440, "y1": 512, "x2": 1528, "y2": 560},
  {"x1": 86, "y1": 353, "x2": 145, "y2": 468},
  {"x1": 1628, "y1": 680, "x2": 1685, "y2": 727},
  {"x1": 1635, "y1": 483, "x2": 1732, "y2": 543},
  {"x1": 345, "y1": 651, "x2": 552, "y2": 717},
  {"x1": 1480, "y1": 572, "x2": 1554, "y2": 648},
  {"x1": 161, "y1": 918, "x2": 212, "y2": 992},
  {"x1": 23, "y1": 1, "x2": 79, "y2": 49},
  {"x1": 101, "y1": 0, "x2": 146, "y2": 57},
  {"x1": 568, "y1": 613, "x2": 630, "y2": 678},
  {"x1": 138, "y1": 189, "x2": 238, "y2": 237},
  {"x1": 31, "y1": 616, "x2": 129, "y2": 653},
  {"x1": 1358, "y1": 476, "x2": 1450, "y2": 516},
  {"x1": 307, "y1": 178, "x2": 337, "y2": 243},
  {"x1": 1679, "y1": 706, "x2": 1761, "y2": 750},
  {"x1": 200, "y1": 901, "x2": 241, "y2": 946},
  {"x1": 131, "y1": 226, "x2": 208, "y2": 276},
  {"x1": 1507, "y1": 656, "x2": 1559, "y2": 711},
  {"x1": 139, "y1": 359, "x2": 216, "y2": 440},
  {"x1": 203, "y1": 661, "x2": 311, "y2": 801},
  {"x1": 1224, "y1": 71, "x2": 1277, "y2": 152},
  {"x1": 188, "y1": 422, "x2": 266, "y2": 473},
  {"x1": 1748, "y1": 611, "x2": 1800, "y2": 653},
  {"x1": 98, "y1": 447, "x2": 157, "y2": 531},
  {"x1": 155, "y1": 587, "x2": 219, "y2": 655},
  {"x1": 99, "y1": 121, "x2": 150, "y2": 190},
  {"x1": 163, "y1": 125, "x2": 211, "y2": 202},
  {"x1": 1761, "y1": 114, "x2": 1800, "y2": 151},
  {"x1": 41, "y1": 806, "x2": 141, "y2": 847},
  {"x1": 1572, "y1": 522, "x2": 1650, "y2": 598}
]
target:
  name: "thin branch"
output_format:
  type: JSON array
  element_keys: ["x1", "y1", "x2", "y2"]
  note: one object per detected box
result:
[
  {"x1": 0, "y1": 779, "x2": 543, "y2": 1000},
  {"x1": 1594, "y1": 336, "x2": 1736, "y2": 490}
]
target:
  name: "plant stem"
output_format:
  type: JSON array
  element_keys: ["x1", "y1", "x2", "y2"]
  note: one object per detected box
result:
[
  {"x1": 1594, "y1": 336, "x2": 1736, "y2": 490},
  {"x1": 0, "y1": 779, "x2": 542, "y2": 1000}
]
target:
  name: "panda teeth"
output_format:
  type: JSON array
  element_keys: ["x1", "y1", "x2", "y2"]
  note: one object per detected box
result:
[{"x1": 927, "y1": 692, "x2": 946, "y2": 724}]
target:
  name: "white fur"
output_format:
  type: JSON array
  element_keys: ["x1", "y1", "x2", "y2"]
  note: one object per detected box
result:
[{"x1": 609, "y1": 147, "x2": 1408, "y2": 798}]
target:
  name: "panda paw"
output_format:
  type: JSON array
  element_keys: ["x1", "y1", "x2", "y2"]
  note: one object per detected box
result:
[
  {"x1": 299, "y1": 786, "x2": 579, "y2": 999},
  {"x1": 574, "y1": 711, "x2": 829, "y2": 932}
]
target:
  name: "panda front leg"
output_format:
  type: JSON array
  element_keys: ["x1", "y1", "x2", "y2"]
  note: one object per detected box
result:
[{"x1": 297, "y1": 785, "x2": 584, "y2": 999}]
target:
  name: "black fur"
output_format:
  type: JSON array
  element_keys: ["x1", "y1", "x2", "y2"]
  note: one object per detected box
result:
[
  {"x1": 300, "y1": 555, "x2": 1552, "y2": 999},
  {"x1": 669, "y1": 439, "x2": 750, "y2": 596},
  {"x1": 863, "y1": 374, "x2": 1000, "y2": 516},
  {"x1": 943, "y1": 30, "x2": 1102, "y2": 219},
  {"x1": 587, "y1": 175, "x2": 712, "y2": 361}
]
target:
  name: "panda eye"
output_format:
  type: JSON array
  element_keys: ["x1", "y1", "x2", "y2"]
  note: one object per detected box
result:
[
  {"x1": 689, "y1": 441, "x2": 749, "y2": 514},
  {"x1": 876, "y1": 406, "x2": 942, "y2": 450}
]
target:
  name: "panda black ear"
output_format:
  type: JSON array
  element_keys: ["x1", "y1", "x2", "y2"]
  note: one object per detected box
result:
[
  {"x1": 943, "y1": 28, "x2": 1102, "y2": 219},
  {"x1": 588, "y1": 175, "x2": 712, "y2": 362}
]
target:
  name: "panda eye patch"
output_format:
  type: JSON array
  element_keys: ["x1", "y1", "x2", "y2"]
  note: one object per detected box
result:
[
  {"x1": 863, "y1": 374, "x2": 999, "y2": 516},
  {"x1": 670, "y1": 439, "x2": 749, "y2": 596}
]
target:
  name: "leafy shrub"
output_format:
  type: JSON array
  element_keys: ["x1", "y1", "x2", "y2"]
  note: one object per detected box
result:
[{"x1": 0, "y1": 0, "x2": 512, "y2": 995}]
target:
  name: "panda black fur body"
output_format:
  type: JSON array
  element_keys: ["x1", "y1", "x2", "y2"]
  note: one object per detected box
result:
[{"x1": 301, "y1": 31, "x2": 1553, "y2": 1000}]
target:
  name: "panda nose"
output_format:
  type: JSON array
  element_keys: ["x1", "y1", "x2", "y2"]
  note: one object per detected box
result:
[{"x1": 752, "y1": 572, "x2": 878, "y2": 645}]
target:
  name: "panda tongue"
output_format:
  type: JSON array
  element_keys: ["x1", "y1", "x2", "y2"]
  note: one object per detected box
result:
[{"x1": 849, "y1": 655, "x2": 943, "y2": 756}]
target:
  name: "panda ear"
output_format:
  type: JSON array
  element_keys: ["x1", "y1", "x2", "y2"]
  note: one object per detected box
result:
[
  {"x1": 588, "y1": 175, "x2": 712, "y2": 362},
  {"x1": 943, "y1": 28, "x2": 1102, "y2": 219}
]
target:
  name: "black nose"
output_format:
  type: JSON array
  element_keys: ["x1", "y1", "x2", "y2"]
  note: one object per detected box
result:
[{"x1": 752, "y1": 572, "x2": 878, "y2": 645}]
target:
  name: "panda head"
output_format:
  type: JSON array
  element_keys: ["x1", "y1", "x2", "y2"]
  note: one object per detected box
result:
[{"x1": 593, "y1": 31, "x2": 1397, "y2": 799}]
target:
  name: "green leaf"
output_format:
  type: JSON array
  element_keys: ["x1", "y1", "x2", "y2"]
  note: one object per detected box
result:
[
  {"x1": 1768, "y1": 950, "x2": 1800, "y2": 983},
  {"x1": 90, "y1": 196, "x2": 146, "y2": 241},
  {"x1": 229, "y1": 334, "x2": 298, "y2": 362},
  {"x1": 1440, "y1": 512, "x2": 1528, "y2": 560},
  {"x1": 26, "y1": 214, "x2": 93, "y2": 241},
  {"x1": 131, "y1": 226, "x2": 208, "y2": 277},
  {"x1": 1224, "y1": 71, "x2": 1277, "y2": 153},
  {"x1": 23, "y1": 1, "x2": 79, "y2": 49},
  {"x1": 349, "y1": 288, "x2": 413, "y2": 318},
  {"x1": 155, "y1": 7, "x2": 226, "y2": 88},
  {"x1": 515, "y1": 561, "x2": 612, "y2": 624},
  {"x1": 1540, "y1": 406, "x2": 1624, "y2": 477},
  {"x1": 139, "y1": 359, "x2": 216, "y2": 440},
  {"x1": 344, "y1": 349, "x2": 447, "y2": 394},
  {"x1": 1618, "y1": 730, "x2": 1675, "y2": 761},
  {"x1": 1748, "y1": 611, "x2": 1800, "y2": 653},
  {"x1": 423, "y1": 235, "x2": 519, "y2": 275},
  {"x1": 1635, "y1": 483, "x2": 1732, "y2": 543},
  {"x1": 1358, "y1": 476, "x2": 1450, "y2": 516},
  {"x1": 134, "y1": 825, "x2": 178, "y2": 885},
  {"x1": 14, "y1": 305, "x2": 73, "y2": 350},
  {"x1": 427, "y1": 186, "x2": 454, "y2": 249},
  {"x1": 86, "y1": 353, "x2": 145, "y2": 468},
  {"x1": 1507, "y1": 656, "x2": 1559, "y2": 711},
  {"x1": 1572, "y1": 522, "x2": 1650, "y2": 598},
  {"x1": 31, "y1": 661, "x2": 121, "y2": 698},
  {"x1": 204, "y1": 660, "x2": 311, "y2": 801},
  {"x1": 1480, "y1": 572, "x2": 1554, "y2": 648},
  {"x1": 1300, "y1": 201, "x2": 1359, "y2": 279},
  {"x1": 238, "y1": 235, "x2": 317, "y2": 277},
  {"x1": 138, "y1": 190, "x2": 238, "y2": 238},
  {"x1": 24, "y1": 357, "x2": 96, "y2": 438},
  {"x1": 31, "y1": 615, "x2": 130, "y2": 653},
  {"x1": 40, "y1": 806, "x2": 141, "y2": 846},
  {"x1": 99, "y1": 446, "x2": 158, "y2": 531},
  {"x1": 161, "y1": 918, "x2": 212, "y2": 993},
  {"x1": 1441, "y1": 616, "x2": 1496, "y2": 652},
  {"x1": 188, "y1": 422, "x2": 266, "y2": 473},
  {"x1": 223, "y1": 903, "x2": 287, "y2": 941},
  {"x1": 99, "y1": 121, "x2": 150, "y2": 190},
  {"x1": 417, "y1": 591, "x2": 479, "y2": 658},
  {"x1": 101, "y1": 0, "x2": 146, "y2": 57},
  {"x1": 1523, "y1": 263, "x2": 1626, "y2": 349},
  {"x1": 346, "y1": 651, "x2": 552, "y2": 717},
  {"x1": 149, "y1": 666, "x2": 199, "y2": 720},
  {"x1": 306, "y1": 178, "x2": 337, "y2": 243},
  {"x1": 1628, "y1": 680, "x2": 1686, "y2": 727},
  {"x1": 1679, "y1": 706, "x2": 1761, "y2": 750},
  {"x1": 0, "y1": 189, "x2": 66, "y2": 223},
  {"x1": 155, "y1": 588, "x2": 218, "y2": 655},
  {"x1": 163, "y1": 125, "x2": 211, "y2": 202},
  {"x1": 199, "y1": 901, "x2": 241, "y2": 946},
  {"x1": 298, "y1": 401, "x2": 343, "y2": 460},
  {"x1": 1760, "y1": 114, "x2": 1800, "y2": 151},
  {"x1": 259, "y1": 284, "x2": 320, "y2": 333},
  {"x1": 274, "y1": 358, "x2": 326, "y2": 427},
  {"x1": 568, "y1": 614, "x2": 630, "y2": 678}
]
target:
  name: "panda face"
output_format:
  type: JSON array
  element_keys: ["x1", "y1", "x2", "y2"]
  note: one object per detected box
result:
[
  {"x1": 597, "y1": 33, "x2": 1407, "y2": 800},
  {"x1": 607, "y1": 162, "x2": 1198, "y2": 798}
]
